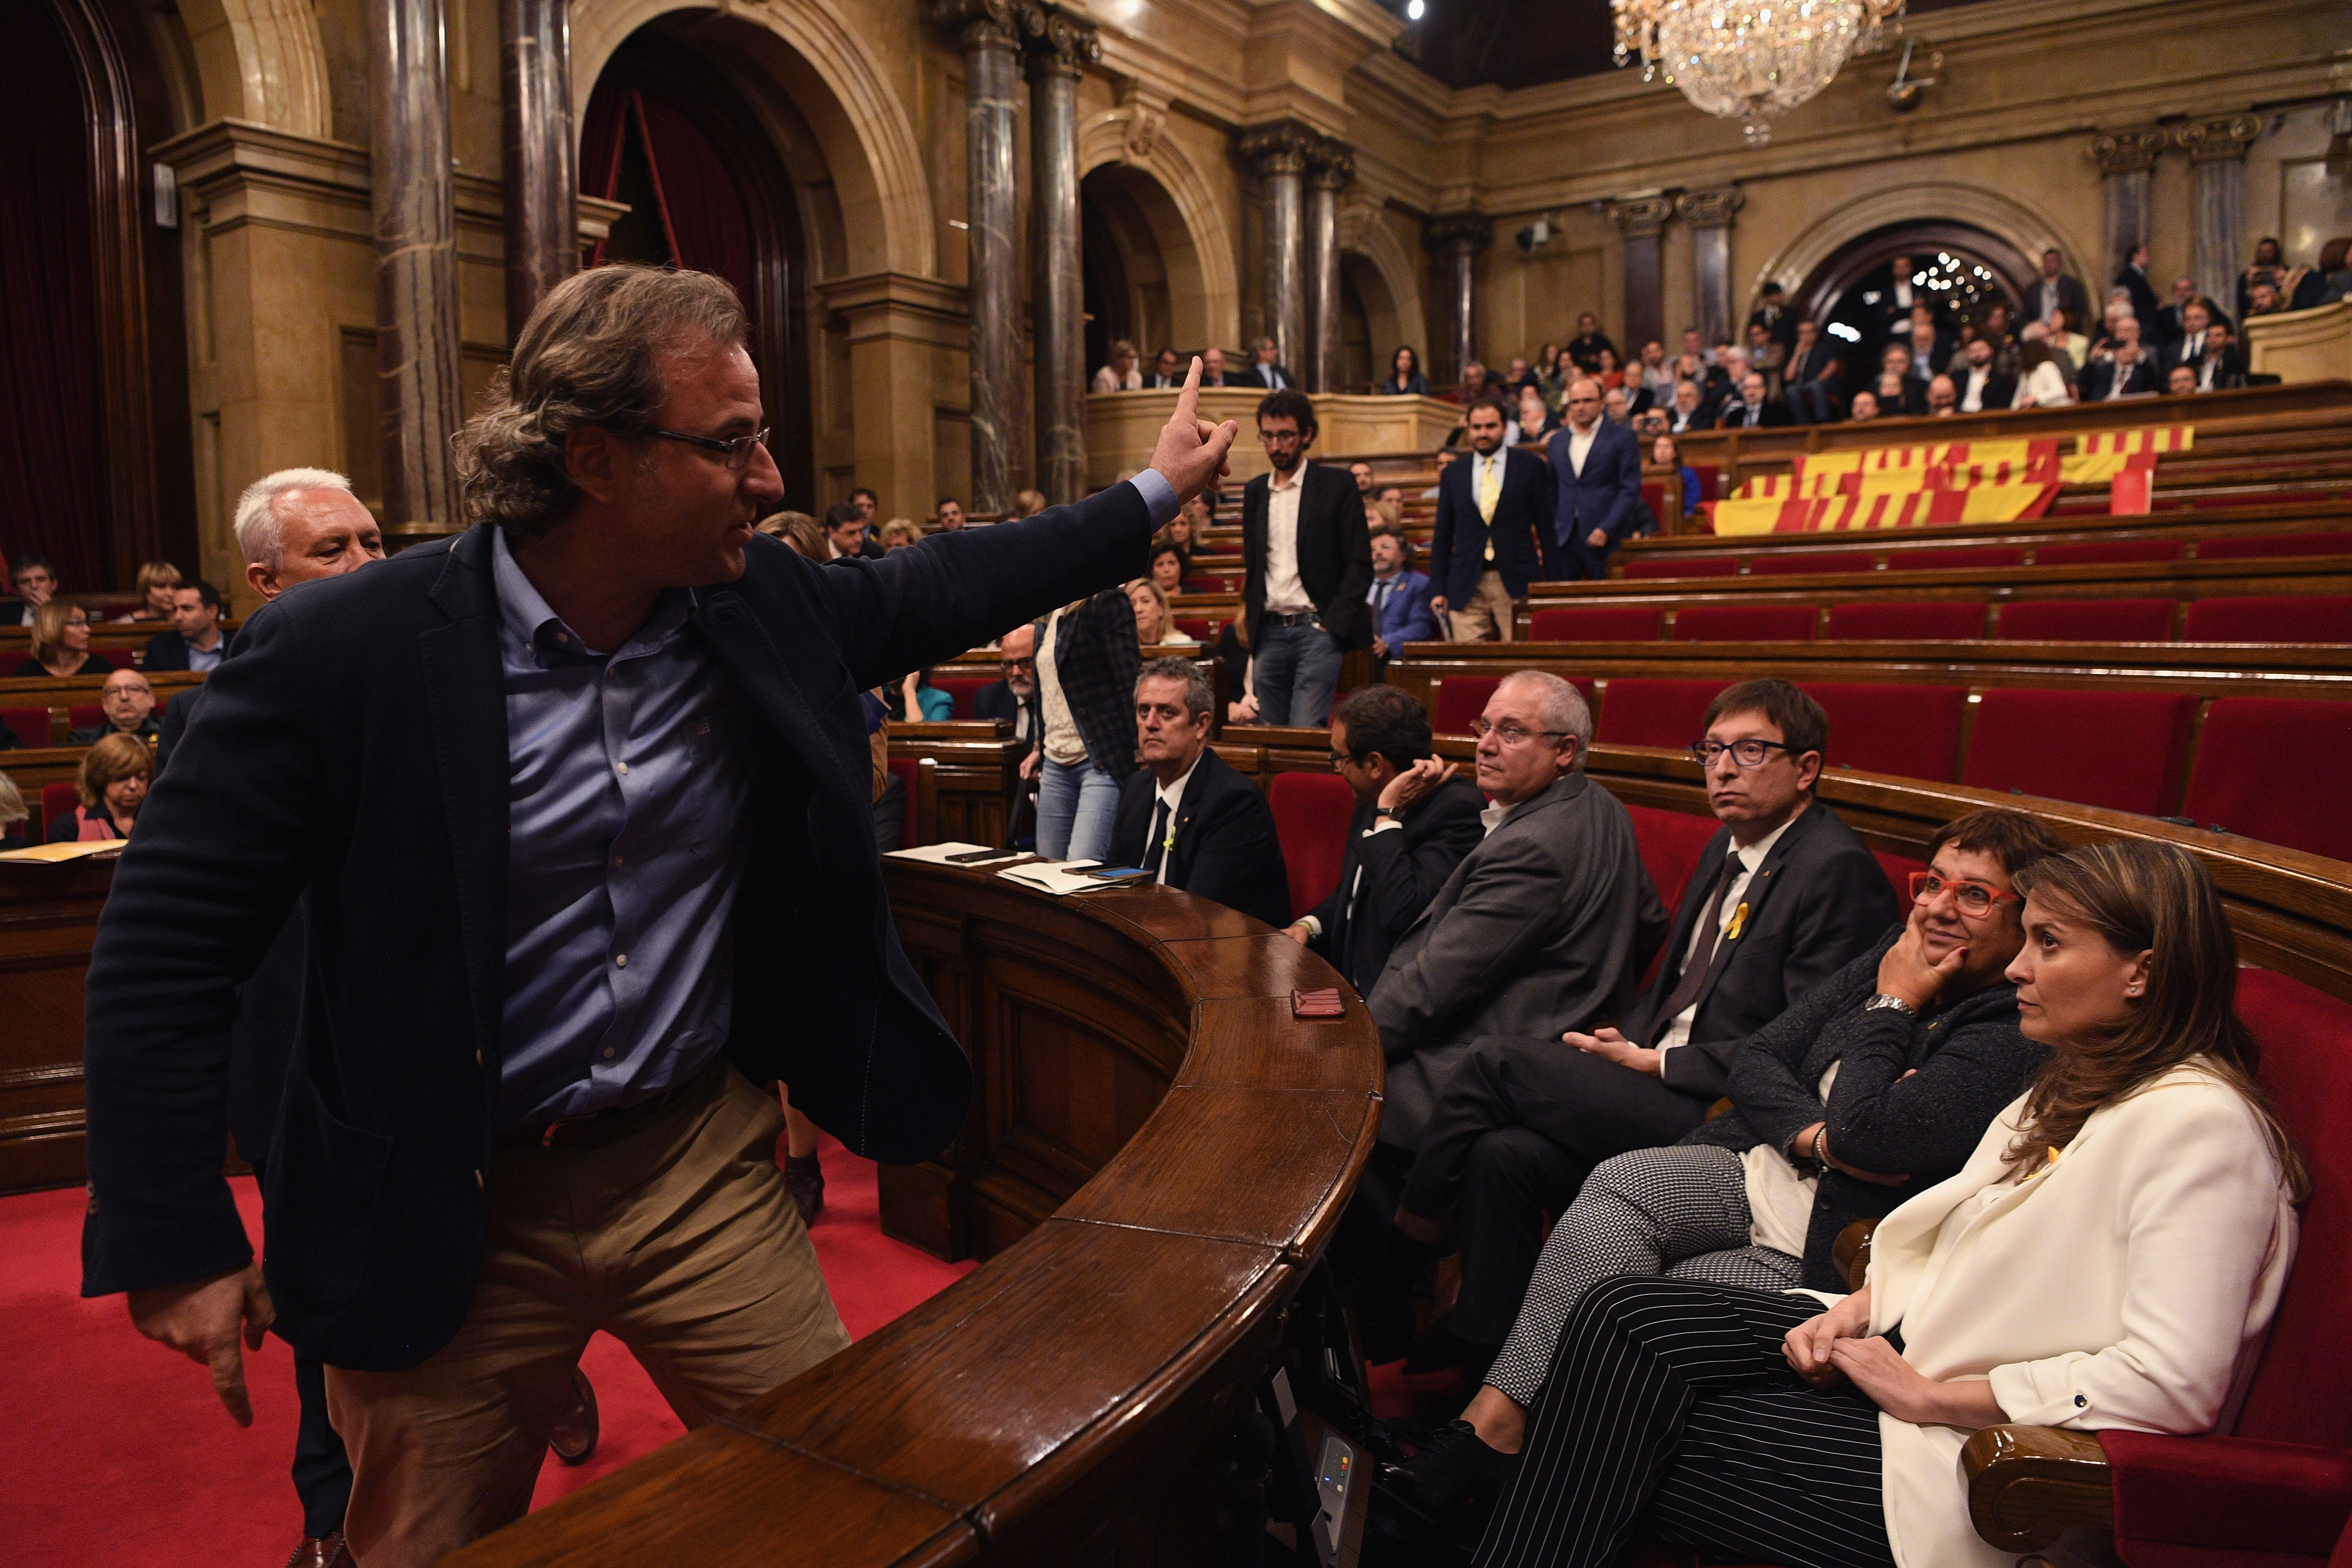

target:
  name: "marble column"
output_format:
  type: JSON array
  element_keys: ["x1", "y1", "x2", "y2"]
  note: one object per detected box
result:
[
  {"x1": 1303, "y1": 138, "x2": 1355, "y2": 393},
  {"x1": 1238, "y1": 122, "x2": 1316, "y2": 379},
  {"x1": 934, "y1": 0, "x2": 1022, "y2": 513},
  {"x1": 2177, "y1": 114, "x2": 2262, "y2": 313},
  {"x1": 499, "y1": 0, "x2": 576, "y2": 344},
  {"x1": 1022, "y1": 4, "x2": 1097, "y2": 505},
  {"x1": 1606, "y1": 196, "x2": 1675, "y2": 354},
  {"x1": 2089, "y1": 127, "x2": 2166, "y2": 282},
  {"x1": 1424, "y1": 212, "x2": 1491, "y2": 384},
  {"x1": 370, "y1": 0, "x2": 465, "y2": 529},
  {"x1": 1675, "y1": 186, "x2": 1743, "y2": 348}
]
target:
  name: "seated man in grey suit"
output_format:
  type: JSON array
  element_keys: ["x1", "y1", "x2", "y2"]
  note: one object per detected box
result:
[
  {"x1": 1342, "y1": 671, "x2": 1665, "y2": 1352},
  {"x1": 1372, "y1": 678, "x2": 1897, "y2": 1373}
]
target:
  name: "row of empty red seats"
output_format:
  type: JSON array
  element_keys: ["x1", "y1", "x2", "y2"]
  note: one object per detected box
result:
[
  {"x1": 1420, "y1": 674, "x2": 2351, "y2": 862},
  {"x1": 0, "y1": 704, "x2": 109, "y2": 748},
  {"x1": 1619, "y1": 529, "x2": 2352, "y2": 580},
  {"x1": 1526, "y1": 596, "x2": 2352, "y2": 644}
]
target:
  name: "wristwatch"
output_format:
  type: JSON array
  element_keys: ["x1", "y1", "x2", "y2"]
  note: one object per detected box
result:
[{"x1": 1864, "y1": 992, "x2": 1917, "y2": 1017}]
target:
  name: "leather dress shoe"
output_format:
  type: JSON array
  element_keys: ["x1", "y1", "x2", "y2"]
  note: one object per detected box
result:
[
  {"x1": 549, "y1": 1368, "x2": 599, "y2": 1466},
  {"x1": 282, "y1": 1534, "x2": 354, "y2": 1568},
  {"x1": 783, "y1": 1152, "x2": 824, "y2": 1224},
  {"x1": 1383, "y1": 1418, "x2": 1519, "y2": 1519}
]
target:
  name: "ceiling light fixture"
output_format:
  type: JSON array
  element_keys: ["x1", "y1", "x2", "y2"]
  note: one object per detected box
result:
[
  {"x1": 1612, "y1": 0, "x2": 1906, "y2": 144},
  {"x1": 1406, "y1": 0, "x2": 1425, "y2": 18}
]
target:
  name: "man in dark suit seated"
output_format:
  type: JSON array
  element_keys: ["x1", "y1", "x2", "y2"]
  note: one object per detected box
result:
[
  {"x1": 1952, "y1": 335, "x2": 2017, "y2": 413},
  {"x1": 1285, "y1": 685, "x2": 1485, "y2": 995},
  {"x1": 68, "y1": 668, "x2": 164, "y2": 745},
  {"x1": 1109, "y1": 657, "x2": 1290, "y2": 926},
  {"x1": 80, "y1": 265, "x2": 1239, "y2": 1567},
  {"x1": 824, "y1": 499, "x2": 885, "y2": 560},
  {"x1": 1243, "y1": 335, "x2": 1296, "y2": 391},
  {"x1": 1781, "y1": 317, "x2": 1843, "y2": 424},
  {"x1": 972, "y1": 623, "x2": 1037, "y2": 747},
  {"x1": 1664, "y1": 379, "x2": 1714, "y2": 434},
  {"x1": 1544, "y1": 380, "x2": 1644, "y2": 582},
  {"x1": 1429, "y1": 397, "x2": 1554, "y2": 642},
  {"x1": 143, "y1": 578, "x2": 230, "y2": 672},
  {"x1": 1717, "y1": 370, "x2": 1792, "y2": 430},
  {"x1": 1240, "y1": 389, "x2": 1372, "y2": 727},
  {"x1": 2083, "y1": 321, "x2": 2161, "y2": 401},
  {"x1": 1364, "y1": 679, "x2": 1897, "y2": 1373}
]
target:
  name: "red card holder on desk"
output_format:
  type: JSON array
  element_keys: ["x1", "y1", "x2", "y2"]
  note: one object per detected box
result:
[{"x1": 1292, "y1": 987, "x2": 1344, "y2": 1018}]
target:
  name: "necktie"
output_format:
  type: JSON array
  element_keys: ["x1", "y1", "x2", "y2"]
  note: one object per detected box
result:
[
  {"x1": 1372, "y1": 578, "x2": 1391, "y2": 627},
  {"x1": 1656, "y1": 851, "x2": 1745, "y2": 1025},
  {"x1": 1144, "y1": 798, "x2": 1172, "y2": 882}
]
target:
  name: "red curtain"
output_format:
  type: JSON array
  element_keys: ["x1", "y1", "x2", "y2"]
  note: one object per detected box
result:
[
  {"x1": 0, "y1": 3, "x2": 111, "y2": 593},
  {"x1": 576, "y1": 81, "x2": 756, "y2": 325}
]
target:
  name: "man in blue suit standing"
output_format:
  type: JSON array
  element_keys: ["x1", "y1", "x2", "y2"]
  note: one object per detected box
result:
[
  {"x1": 1427, "y1": 396, "x2": 1557, "y2": 641},
  {"x1": 1546, "y1": 377, "x2": 1644, "y2": 581},
  {"x1": 1366, "y1": 522, "x2": 1436, "y2": 669}
]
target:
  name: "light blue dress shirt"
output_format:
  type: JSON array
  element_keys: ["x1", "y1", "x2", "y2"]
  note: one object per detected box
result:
[{"x1": 490, "y1": 528, "x2": 755, "y2": 1126}]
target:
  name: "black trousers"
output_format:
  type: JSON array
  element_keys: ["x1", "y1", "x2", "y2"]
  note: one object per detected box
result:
[
  {"x1": 292, "y1": 1351, "x2": 355, "y2": 1537},
  {"x1": 1479, "y1": 1277, "x2": 1895, "y2": 1568},
  {"x1": 1396, "y1": 1038, "x2": 1708, "y2": 1345}
]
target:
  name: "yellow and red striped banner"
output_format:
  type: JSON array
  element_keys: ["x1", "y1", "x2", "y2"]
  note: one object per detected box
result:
[
  {"x1": 2076, "y1": 425, "x2": 2193, "y2": 455},
  {"x1": 1711, "y1": 482, "x2": 2060, "y2": 537}
]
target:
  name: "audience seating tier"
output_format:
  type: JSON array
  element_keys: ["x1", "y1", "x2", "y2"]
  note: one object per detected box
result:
[
  {"x1": 2184, "y1": 596, "x2": 2352, "y2": 644},
  {"x1": 1526, "y1": 605, "x2": 1665, "y2": 642},
  {"x1": 1824, "y1": 602, "x2": 1988, "y2": 641},
  {"x1": 1674, "y1": 604, "x2": 1817, "y2": 643},
  {"x1": 1993, "y1": 598, "x2": 2180, "y2": 642}
]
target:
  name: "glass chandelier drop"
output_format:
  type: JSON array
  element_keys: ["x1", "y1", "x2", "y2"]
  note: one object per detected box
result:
[{"x1": 1613, "y1": 0, "x2": 1906, "y2": 145}]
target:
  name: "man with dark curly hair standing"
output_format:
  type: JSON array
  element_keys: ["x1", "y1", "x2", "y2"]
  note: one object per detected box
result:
[{"x1": 79, "y1": 264, "x2": 1239, "y2": 1566}]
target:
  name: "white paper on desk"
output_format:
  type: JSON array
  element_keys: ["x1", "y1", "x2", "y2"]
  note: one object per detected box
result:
[
  {"x1": 994, "y1": 859, "x2": 1138, "y2": 896},
  {"x1": 885, "y1": 841, "x2": 1026, "y2": 866},
  {"x1": 0, "y1": 839, "x2": 122, "y2": 863}
]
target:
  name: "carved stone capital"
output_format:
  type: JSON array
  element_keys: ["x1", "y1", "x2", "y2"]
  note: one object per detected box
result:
[
  {"x1": 1236, "y1": 120, "x2": 1317, "y2": 178},
  {"x1": 1112, "y1": 84, "x2": 1169, "y2": 163},
  {"x1": 1307, "y1": 137, "x2": 1355, "y2": 191},
  {"x1": 2088, "y1": 126, "x2": 2168, "y2": 176},
  {"x1": 1019, "y1": 4, "x2": 1099, "y2": 78},
  {"x1": 929, "y1": 0, "x2": 1020, "y2": 52},
  {"x1": 1426, "y1": 210, "x2": 1493, "y2": 254},
  {"x1": 1605, "y1": 195, "x2": 1675, "y2": 240},
  {"x1": 2175, "y1": 113, "x2": 2262, "y2": 164},
  {"x1": 1674, "y1": 186, "x2": 1743, "y2": 230}
]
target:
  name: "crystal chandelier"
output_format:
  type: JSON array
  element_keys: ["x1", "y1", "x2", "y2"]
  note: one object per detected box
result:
[{"x1": 1613, "y1": 0, "x2": 1906, "y2": 144}]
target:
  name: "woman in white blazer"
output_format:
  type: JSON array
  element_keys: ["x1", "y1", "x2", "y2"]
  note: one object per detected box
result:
[{"x1": 1474, "y1": 839, "x2": 2306, "y2": 1568}]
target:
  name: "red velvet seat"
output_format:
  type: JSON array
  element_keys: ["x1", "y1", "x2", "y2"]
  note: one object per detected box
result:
[
  {"x1": 2183, "y1": 596, "x2": 2352, "y2": 643},
  {"x1": 1674, "y1": 604, "x2": 1816, "y2": 642},
  {"x1": 2100, "y1": 968, "x2": 2352, "y2": 1566},
  {"x1": 67, "y1": 704, "x2": 104, "y2": 731},
  {"x1": 1803, "y1": 683, "x2": 1967, "y2": 781},
  {"x1": 1432, "y1": 677, "x2": 1502, "y2": 734},
  {"x1": 2195, "y1": 530, "x2": 2352, "y2": 561},
  {"x1": 1174, "y1": 618, "x2": 1215, "y2": 643},
  {"x1": 2034, "y1": 538, "x2": 2181, "y2": 566},
  {"x1": 1622, "y1": 803, "x2": 1721, "y2": 922},
  {"x1": 1592, "y1": 678, "x2": 1719, "y2": 750},
  {"x1": 930, "y1": 676, "x2": 991, "y2": 720},
  {"x1": 1641, "y1": 479, "x2": 1668, "y2": 531},
  {"x1": 2179, "y1": 698, "x2": 2352, "y2": 860},
  {"x1": 1995, "y1": 598, "x2": 2178, "y2": 642},
  {"x1": 1528, "y1": 605, "x2": 1665, "y2": 642},
  {"x1": 1885, "y1": 545, "x2": 2026, "y2": 572},
  {"x1": 1268, "y1": 771, "x2": 1357, "y2": 923},
  {"x1": 1, "y1": 706, "x2": 49, "y2": 748},
  {"x1": 1823, "y1": 601, "x2": 1986, "y2": 641},
  {"x1": 1623, "y1": 556, "x2": 1737, "y2": 580},
  {"x1": 1747, "y1": 549, "x2": 1875, "y2": 577},
  {"x1": 1873, "y1": 848, "x2": 1925, "y2": 904},
  {"x1": 41, "y1": 781, "x2": 78, "y2": 836},
  {"x1": 1962, "y1": 688, "x2": 2195, "y2": 816}
]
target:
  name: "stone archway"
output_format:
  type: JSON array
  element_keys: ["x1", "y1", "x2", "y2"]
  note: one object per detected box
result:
[
  {"x1": 172, "y1": 0, "x2": 329, "y2": 136},
  {"x1": 1758, "y1": 181, "x2": 2080, "y2": 310},
  {"x1": 1078, "y1": 106, "x2": 1238, "y2": 351},
  {"x1": 1338, "y1": 195, "x2": 1428, "y2": 384}
]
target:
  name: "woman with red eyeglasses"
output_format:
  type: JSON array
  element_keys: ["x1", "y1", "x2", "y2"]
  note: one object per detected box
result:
[{"x1": 1385, "y1": 807, "x2": 2072, "y2": 1537}]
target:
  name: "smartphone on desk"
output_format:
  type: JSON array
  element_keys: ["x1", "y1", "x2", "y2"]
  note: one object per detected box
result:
[
  {"x1": 1081, "y1": 866, "x2": 1154, "y2": 882},
  {"x1": 946, "y1": 847, "x2": 1014, "y2": 863}
]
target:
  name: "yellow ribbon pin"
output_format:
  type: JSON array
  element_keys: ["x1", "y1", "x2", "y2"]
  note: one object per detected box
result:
[{"x1": 1725, "y1": 900, "x2": 1749, "y2": 941}]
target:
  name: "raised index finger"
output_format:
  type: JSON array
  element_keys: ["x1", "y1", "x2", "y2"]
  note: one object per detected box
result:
[{"x1": 1173, "y1": 355, "x2": 1203, "y2": 428}]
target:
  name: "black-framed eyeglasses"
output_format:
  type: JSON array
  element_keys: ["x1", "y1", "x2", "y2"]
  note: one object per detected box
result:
[
  {"x1": 1690, "y1": 738, "x2": 1794, "y2": 770},
  {"x1": 651, "y1": 425, "x2": 771, "y2": 472}
]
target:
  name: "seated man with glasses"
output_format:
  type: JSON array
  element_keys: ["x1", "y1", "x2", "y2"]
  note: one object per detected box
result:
[
  {"x1": 1343, "y1": 672, "x2": 1667, "y2": 1351},
  {"x1": 1352, "y1": 679, "x2": 1895, "y2": 1379},
  {"x1": 1383, "y1": 806, "x2": 2066, "y2": 1532}
]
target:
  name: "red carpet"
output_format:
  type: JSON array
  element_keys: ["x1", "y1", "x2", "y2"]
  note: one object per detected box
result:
[{"x1": 0, "y1": 1135, "x2": 974, "y2": 1565}]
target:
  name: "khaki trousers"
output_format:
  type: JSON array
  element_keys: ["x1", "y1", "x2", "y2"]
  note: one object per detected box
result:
[
  {"x1": 1447, "y1": 568, "x2": 1517, "y2": 643},
  {"x1": 326, "y1": 1062, "x2": 850, "y2": 1567}
]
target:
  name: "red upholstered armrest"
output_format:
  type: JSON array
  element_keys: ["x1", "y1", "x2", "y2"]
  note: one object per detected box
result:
[{"x1": 2103, "y1": 1430, "x2": 2352, "y2": 1560}]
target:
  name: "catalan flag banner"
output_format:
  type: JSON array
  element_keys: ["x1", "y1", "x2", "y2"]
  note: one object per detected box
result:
[
  {"x1": 1710, "y1": 481, "x2": 2059, "y2": 536},
  {"x1": 2077, "y1": 425, "x2": 2194, "y2": 455},
  {"x1": 1733, "y1": 471, "x2": 1845, "y2": 501},
  {"x1": 1953, "y1": 482, "x2": 2062, "y2": 523},
  {"x1": 1942, "y1": 440, "x2": 2063, "y2": 486},
  {"x1": 2058, "y1": 449, "x2": 2160, "y2": 485},
  {"x1": 1712, "y1": 497, "x2": 1801, "y2": 534}
]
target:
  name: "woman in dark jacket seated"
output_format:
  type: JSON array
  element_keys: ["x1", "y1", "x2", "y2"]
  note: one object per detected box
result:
[
  {"x1": 1456, "y1": 839, "x2": 2302, "y2": 1568},
  {"x1": 48, "y1": 731, "x2": 152, "y2": 842},
  {"x1": 1390, "y1": 809, "x2": 2066, "y2": 1522},
  {"x1": 13, "y1": 601, "x2": 103, "y2": 679}
]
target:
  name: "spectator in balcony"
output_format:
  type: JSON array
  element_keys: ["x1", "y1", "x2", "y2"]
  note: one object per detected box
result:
[
  {"x1": 119, "y1": 560, "x2": 183, "y2": 622},
  {"x1": 1590, "y1": 346, "x2": 1625, "y2": 394},
  {"x1": 1901, "y1": 306, "x2": 1948, "y2": 390},
  {"x1": 10, "y1": 552, "x2": 58, "y2": 626},
  {"x1": 1746, "y1": 281, "x2": 1796, "y2": 354},
  {"x1": 2045, "y1": 305, "x2": 2090, "y2": 371},
  {"x1": 49, "y1": 731, "x2": 152, "y2": 842},
  {"x1": 2191, "y1": 320, "x2": 2249, "y2": 391},
  {"x1": 1783, "y1": 317, "x2": 1842, "y2": 424},
  {"x1": 1502, "y1": 357, "x2": 1537, "y2": 395},
  {"x1": 1373, "y1": 345, "x2": 1430, "y2": 399},
  {"x1": 2245, "y1": 276, "x2": 2288, "y2": 320},
  {"x1": 1448, "y1": 358, "x2": 1494, "y2": 404},
  {"x1": 1979, "y1": 301, "x2": 2020, "y2": 377},
  {"x1": 1091, "y1": 338, "x2": 1143, "y2": 394},
  {"x1": 16, "y1": 599, "x2": 104, "y2": 679},
  {"x1": 1364, "y1": 522, "x2": 1436, "y2": 664},
  {"x1": 2157, "y1": 299, "x2": 2210, "y2": 382},
  {"x1": 1925, "y1": 374, "x2": 1959, "y2": 416},
  {"x1": 69, "y1": 669, "x2": 162, "y2": 745},
  {"x1": 2167, "y1": 363, "x2": 2200, "y2": 396},
  {"x1": 2115, "y1": 242, "x2": 2161, "y2": 327},
  {"x1": 1127, "y1": 578, "x2": 1195, "y2": 648},
  {"x1": 1199, "y1": 346, "x2": 1239, "y2": 388},
  {"x1": 1720, "y1": 370, "x2": 1790, "y2": 430},
  {"x1": 1954, "y1": 336, "x2": 2016, "y2": 414},
  {"x1": 1149, "y1": 540, "x2": 1187, "y2": 601},
  {"x1": 934, "y1": 497, "x2": 967, "y2": 531},
  {"x1": 2319, "y1": 237, "x2": 2352, "y2": 303},
  {"x1": 1566, "y1": 314, "x2": 1616, "y2": 373},
  {"x1": 1665, "y1": 378, "x2": 1713, "y2": 434},
  {"x1": 1744, "y1": 321, "x2": 1785, "y2": 394},
  {"x1": 1845, "y1": 388, "x2": 1882, "y2": 423},
  {"x1": 1603, "y1": 386, "x2": 1638, "y2": 430},
  {"x1": 1143, "y1": 348, "x2": 1184, "y2": 389},
  {"x1": 1011, "y1": 489, "x2": 1050, "y2": 519},
  {"x1": 824, "y1": 500, "x2": 882, "y2": 559},
  {"x1": 2084, "y1": 323, "x2": 2160, "y2": 401},
  {"x1": 1110, "y1": 657, "x2": 1288, "y2": 925},
  {"x1": 2156, "y1": 275, "x2": 2218, "y2": 346},
  {"x1": 0, "y1": 775, "x2": 29, "y2": 850},
  {"x1": 1244, "y1": 335, "x2": 1296, "y2": 391},
  {"x1": 2030, "y1": 247, "x2": 2091, "y2": 331},
  {"x1": 2237, "y1": 235, "x2": 2286, "y2": 322},
  {"x1": 1287, "y1": 684, "x2": 1485, "y2": 995},
  {"x1": 878, "y1": 518, "x2": 923, "y2": 552},
  {"x1": 1877, "y1": 347, "x2": 1927, "y2": 415},
  {"x1": 2011, "y1": 338, "x2": 2075, "y2": 409},
  {"x1": 1652, "y1": 434, "x2": 1701, "y2": 515},
  {"x1": 1634, "y1": 340, "x2": 1675, "y2": 411}
]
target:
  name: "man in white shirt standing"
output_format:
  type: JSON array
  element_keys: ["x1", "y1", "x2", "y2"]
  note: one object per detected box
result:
[{"x1": 1238, "y1": 389, "x2": 1372, "y2": 726}]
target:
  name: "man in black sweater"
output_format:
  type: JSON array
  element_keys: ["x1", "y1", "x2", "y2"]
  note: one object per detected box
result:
[{"x1": 1285, "y1": 685, "x2": 1485, "y2": 994}]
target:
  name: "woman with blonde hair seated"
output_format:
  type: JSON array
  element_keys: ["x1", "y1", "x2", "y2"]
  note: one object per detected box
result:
[
  {"x1": 1474, "y1": 838, "x2": 2304, "y2": 1568},
  {"x1": 1126, "y1": 578, "x2": 1196, "y2": 648},
  {"x1": 878, "y1": 517, "x2": 924, "y2": 552},
  {"x1": 13, "y1": 601, "x2": 104, "y2": 679},
  {"x1": 49, "y1": 732, "x2": 154, "y2": 842},
  {"x1": 119, "y1": 560, "x2": 183, "y2": 622}
]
